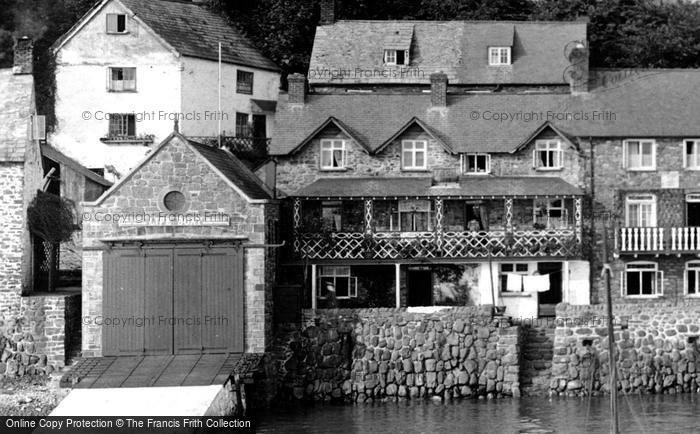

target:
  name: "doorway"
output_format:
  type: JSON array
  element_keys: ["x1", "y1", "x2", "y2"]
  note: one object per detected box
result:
[
  {"x1": 407, "y1": 268, "x2": 432, "y2": 306},
  {"x1": 537, "y1": 262, "x2": 562, "y2": 317},
  {"x1": 687, "y1": 198, "x2": 700, "y2": 226}
]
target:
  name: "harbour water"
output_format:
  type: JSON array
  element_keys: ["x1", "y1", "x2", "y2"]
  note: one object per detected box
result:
[{"x1": 255, "y1": 394, "x2": 700, "y2": 433}]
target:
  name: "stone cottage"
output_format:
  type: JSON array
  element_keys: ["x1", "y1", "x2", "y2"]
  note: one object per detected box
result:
[{"x1": 81, "y1": 131, "x2": 278, "y2": 357}]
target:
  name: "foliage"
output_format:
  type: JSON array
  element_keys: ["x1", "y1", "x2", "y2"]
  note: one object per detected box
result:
[{"x1": 27, "y1": 190, "x2": 78, "y2": 243}]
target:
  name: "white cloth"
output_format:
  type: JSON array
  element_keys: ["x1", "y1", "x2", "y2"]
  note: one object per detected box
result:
[
  {"x1": 506, "y1": 273, "x2": 523, "y2": 292},
  {"x1": 523, "y1": 274, "x2": 550, "y2": 292}
]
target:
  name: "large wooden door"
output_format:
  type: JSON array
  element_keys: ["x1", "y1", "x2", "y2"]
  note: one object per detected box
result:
[{"x1": 103, "y1": 245, "x2": 244, "y2": 356}]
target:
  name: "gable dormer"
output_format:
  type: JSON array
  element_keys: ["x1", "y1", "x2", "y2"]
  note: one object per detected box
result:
[{"x1": 383, "y1": 24, "x2": 414, "y2": 66}]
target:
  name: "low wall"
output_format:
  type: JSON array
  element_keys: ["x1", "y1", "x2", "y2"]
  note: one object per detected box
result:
[
  {"x1": 279, "y1": 307, "x2": 522, "y2": 402},
  {"x1": 0, "y1": 292, "x2": 81, "y2": 378},
  {"x1": 551, "y1": 303, "x2": 700, "y2": 395}
]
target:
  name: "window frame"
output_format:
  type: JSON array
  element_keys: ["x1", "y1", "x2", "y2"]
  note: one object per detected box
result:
[
  {"x1": 401, "y1": 140, "x2": 428, "y2": 171},
  {"x1": 622, "y1": 261, "x2": 663, "y2": 298},
  {"x1": 684, "y1": 139, "x2": 700, "y2": 170},
  {"x1": 625, "y1": 194, "x2": 657, "y2": 228},
  {"x1": 685, "y1": 261, "x2": 700, "y2": 297},
  {"x1": 235, "y1": 112, "x2": 250, "y2": 137},
  {"x1": 488, "y1": 46, "x2": 511, "y2": 66},
  {"x1": 107, "y1": 67, "x2": 136, "y2": 92},
  {"x1": 106, "y1": 13, "x2": 128, "y2": 34},
  {"x1": 461, "y1": 153, "x2": 491, "y2": 175},
  {"x1": 500, "y1": 263, "x2": 530, "y2": 293},
  {"x1": 533, "y1": 140, "x2": 563, "y2": 171},
  {"x1": 320, "y1": 139, "x2": 347, "y2": 171},
  {"x1": 107, "y1": 113, "x2": 136, "y2": 138},
  {"x1": 318, "y1": 266, "x2": 358, "y2": 299},
  {"x1": 623, "y1": 139, "x2": 656, "y2": 171},
  {"x1": 236, "y1": 70, "x2": 254, "y2": 95},
  {"x1": 383, "y1": 49, "x2": 409, "y2": 66},
  {"x1": 398, "y1": 199, "x2": 432, "y2": 232}
]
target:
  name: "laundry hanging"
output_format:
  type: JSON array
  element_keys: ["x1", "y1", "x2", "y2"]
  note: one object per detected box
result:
[
  {"x1": 506, "y1": 273, "x2": 523, "y2": 292},
  {"x1": 523, "y1": 274, "x2": 550, "y2": 292}
]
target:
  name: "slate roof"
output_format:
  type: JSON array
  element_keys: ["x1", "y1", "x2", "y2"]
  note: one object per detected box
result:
[
  {"x1": 309, "y1": 20, "x2": 586, "y2": 84},
  {"x1": 272, "y1": 69, "x2": 700, "y2": 155},
  {"x1": 188, "y1": 140, "x2": 272, "y2": 200},
  {"x1": 41, "y1": 144, "x2": 113, "y2": 187},
  {"x1": 0, "y1": 69, "x2": 34, "y2": 162},
  {"x1": 296, "y1": 176, "x2": 583, "y2": 198},
  {"x1": 54, "y1": 0, "x2": 279, "y2": 71}
]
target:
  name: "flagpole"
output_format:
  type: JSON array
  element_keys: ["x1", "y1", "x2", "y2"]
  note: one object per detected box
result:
[
  {"x1": 218, "y1": 41, "x2": 222, "y2": 148},
  {"x1": 602, "y1": 217, "x2": 619, "y2": 434}
]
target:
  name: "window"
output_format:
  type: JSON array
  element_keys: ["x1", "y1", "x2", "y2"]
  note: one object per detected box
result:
[
  {"x1": 461, "y1": 153, "x2": 491, "y2": 175},
  {"x1": 623, "y1": 262, "x2": 662, "y2": 297},
  {"x1": 488, "y1": 47, "x2": 511, "y2": 66},
  {"x1": 384, "y1": 49, "x2": 409, "y2": 66},
  {"x1": 398, "y1": 200, "x2": 432, "y2": 232},
  {"x1": 108, "y1": 114, "x2": 136, "y2": 138},
  {"x1": 319, "y1": 200, "x2": 363, "y2": 232},
  {"x1": 534, "y1": 198, "x2": 569, "y2": 229},
  {"x1": 686, "y1": 262, "x2": 700, "y2": 296},
  {"x1": 108, "y1": 67, "x2": 136, "y2": 91},
  {"x1": 106, "y1": 14, "x2": 127, "y2": 34},
  {"x1": 236, "y1": 70, "x2": 254, "y2": 94},
  {"x1": 625, "y1": 194, "x2": 656, "y2": 227},
  {"x1": 235, "y1": 112, "x2": 250, "y2": 137},
  {"x1": 684, "y1": 140, "x2": 700, "y2": 169},
  {"x1": 500, "y1": 263, "x2": 529, "y2": 292},
  {"x1": 534, "y1": 140, "x2": 563, "y2": 170},
  {"x1": 320, "y1": 140, "x2": 346, "y2": 170},
  {"x1": 374, "y1": 200, "x2": 400, "y2": 231},
  {"x1": 623, "y1": 140, "x2": 656, "y2": 170},
  {"x1": 402, "y1": 140, "x2": 427, "y2": 170},
  {"x1": 163, "y1": 191, "x2": 186, "y2": 212},
  {"x1": 319, "y1": 266, "x2": 357, "y2": 299}
]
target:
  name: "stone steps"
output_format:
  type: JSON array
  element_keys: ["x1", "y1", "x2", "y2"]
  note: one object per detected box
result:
[{"x1": 520, "y1": 326, "x2": 555, "y2": 394}]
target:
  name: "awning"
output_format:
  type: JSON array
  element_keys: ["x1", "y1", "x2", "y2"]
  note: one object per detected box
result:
[
  {"x1": 294, "y1": 176, "x2": 584, "y2": 199},
  {"x1": 251, "y1": 99, "x2": 277, "y2": 113}
]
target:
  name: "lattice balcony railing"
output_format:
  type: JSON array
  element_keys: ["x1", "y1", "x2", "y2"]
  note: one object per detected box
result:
[{"x1": 296, "y1": 229, "x2": 580, "y2": 260}]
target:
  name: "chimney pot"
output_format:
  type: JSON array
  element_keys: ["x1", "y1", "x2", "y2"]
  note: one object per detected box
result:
[
  {"x1": 13, "y1": 37, "x2": 33, "y2": 75},
  {"x1": 319, "y1": 0, "x2": 335, "y2": 25},
  {"x1": 288, "y1": 73, "x2": 307, "y2": 104},
  {"x1": 430, "y1": 72, "x2": 448, "y2": 107}
]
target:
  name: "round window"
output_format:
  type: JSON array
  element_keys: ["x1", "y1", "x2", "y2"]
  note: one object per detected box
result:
[{"x1": 163, "y1": 191, "x2": 186, "y2": 212}]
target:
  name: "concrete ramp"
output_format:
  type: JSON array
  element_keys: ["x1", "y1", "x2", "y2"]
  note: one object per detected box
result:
[{"x1": 50, "y1": 385, "x2": 235, "y2": 416}]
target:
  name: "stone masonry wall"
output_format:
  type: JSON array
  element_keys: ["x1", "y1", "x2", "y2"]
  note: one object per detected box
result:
[
  {"x1": 0, "y1": 163, "x2": 25, "y2": 314},
  {"x1": 551, "y1": 303, "x2": 700, "y2": 396},
  {"x1": 278, "y1": 307, "x2": 522, "y2": 402}
]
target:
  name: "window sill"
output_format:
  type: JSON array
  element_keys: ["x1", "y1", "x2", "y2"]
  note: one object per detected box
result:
[
  {"x1": 463, "y1": 172, "x2": 491, "y2": 176},
  {"x1": 107, "y1": 89, "x2": 137, "y2": 93},
  {"x1": 535, "y1": 167, "x2": 564, "y2": 172},
  {"x1": 319, "y1": 168, "x2": 349, "y2": 172},
  {"x1": 488, "y1": 64, "x2": 512, "y2": 67},
  {"x1": 500, "y1": 292, "x2": 533, "y2": 298},
  {"x1": 623, "y1": 294, "x2": 663, "y2": 299},
  {"x1": 236, "y1": 90, "x2": 253, "y2": 95},
  {"x1": 100, "y1": 137, "x2": 154, "y2": 145},
  {"x1": 626, "y1": 168, "x2": 657, "y2": 172},
  {"x1": 685, "y1": 167, "x2": 700, "y2": 171},
  {"x1": 106, "y1": 31, "x2": 130, "y2": 35},
  {"x1": 402, "y1": 168, "x2": 430, "y2": 172}
]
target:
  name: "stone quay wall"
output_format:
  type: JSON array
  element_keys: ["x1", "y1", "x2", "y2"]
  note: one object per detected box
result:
[
  {"x1": 551, "y1": 303, "x2": 700, "y2": 396},
  {"x1": 1, "y1": 292, "x2": 80, "y2": 378},
  {"x1": 278, "y1": 307, "x2": 522, "y2": 402}
]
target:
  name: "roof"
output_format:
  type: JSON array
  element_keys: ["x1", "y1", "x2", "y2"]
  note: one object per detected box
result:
[
  {"x1": 295, "y1": 176, "x2": 583, "y2": 198},
  {"x1": 41, "y1": 144, "x2": 113, "y2": 187},
  {"x1": 251, "y1": 99, "x2": 277, "y2": 113},
  {"x1": 53, "y1": 0, "x2": 279, "y2": 72},
  {"x1": 272, "y1": 69, "x2": 700, "y2": 155},
  {"x1": 309, "y1": 20, "x2": 586, "y2": 85},
  {"x1": 91, "y1": 132, "x2": 272, "y2": 206},
  {"x1": 0, "y1": 69, "x2": 34, "y2": 162},
  {"x1": 187, "y1": 140, "x2": 272, "y2": 200}
]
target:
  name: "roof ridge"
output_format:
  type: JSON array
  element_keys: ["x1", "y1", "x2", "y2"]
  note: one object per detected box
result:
[{"x1": 332, "y1": 19, "x2": 588, "y2": 24}]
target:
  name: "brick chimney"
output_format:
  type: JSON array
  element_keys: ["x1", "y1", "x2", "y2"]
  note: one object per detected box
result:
[
  {"x1": 288, "y1": 73, "x2": 307, "y2": 104},
  {"x1": 319, "y1": 0, "x2": 335, "y2": 25},
  {"x1": 430, "y1": 72, "x2": 448, "y2": 107},
  {"x1": 13, "y1": 37, "x2": 33, "y2": 75},
  {"x1": 567, "y1": 42, "x2": 589, "y2": 94}
]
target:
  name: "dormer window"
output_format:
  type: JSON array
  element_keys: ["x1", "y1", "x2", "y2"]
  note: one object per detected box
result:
[
  {"x1": 534, "y1": 140, "x2": 563, "y2": 170},
  {"x1": 461, "y1": 153, "x2": 491, "y2": 175},
  {"x1": 106, "y1": 14, "x2": 127, "y2": 34},
  {"x1": 488, "y1": 47, "x2": 511, "y2": 66},
  {"x1": 384, "y1": 49, "x2": 409, "y2": 66},
  {"x1": 320, "y1": 139, "x2": 347, "y2": 170}
]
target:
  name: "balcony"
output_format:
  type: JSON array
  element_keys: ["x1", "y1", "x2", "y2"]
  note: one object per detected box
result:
[
  {"x1": 617, "y1": 227, "x2": 700, "y2": 254},
  {"x1": 189, "y1": 135, "x2": 270, "y2": 161}
]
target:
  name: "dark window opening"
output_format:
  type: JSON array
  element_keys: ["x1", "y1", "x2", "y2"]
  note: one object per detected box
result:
[{"x1": 237, "y1": 70, "x2": 254, "y2": 94}]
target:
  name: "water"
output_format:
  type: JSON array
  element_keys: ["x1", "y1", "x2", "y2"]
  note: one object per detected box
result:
[{"x1": 255, "y1": 394, "x2": 700, "y2": 433}]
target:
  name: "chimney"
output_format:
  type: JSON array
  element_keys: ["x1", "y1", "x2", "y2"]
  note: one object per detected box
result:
[
  {"x1": 13, "y1": 37, "x2": 33, "y2": 75},
  {"x1": 567, "y1": 42, "x2": 589, "y2": 94},
  {"x1": 430, "y1": 72, "x2": 448, "y2": 107},
  {"x1": 288, "y1": 73, "x2": 307, "y2": 104},
  {"x1": 319, "y1": 0, "x2": 335, "y2": 25}
]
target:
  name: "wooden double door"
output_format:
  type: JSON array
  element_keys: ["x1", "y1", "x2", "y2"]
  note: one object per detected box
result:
[{"x1": 103, "y1": 245, "x2": 244, "y2": 356}]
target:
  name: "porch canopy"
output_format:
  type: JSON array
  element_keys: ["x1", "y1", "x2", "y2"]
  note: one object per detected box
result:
[{"x1": 294, "y1": 176, "x2": 584, "y2": 199}]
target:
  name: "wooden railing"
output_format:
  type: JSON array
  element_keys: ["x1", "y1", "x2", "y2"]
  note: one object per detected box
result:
[
  {"x1": 618, "y1": 227, "x2": 700, "y2": 253},
  {"x1": 296, "y1": 229, "x2": 580, "y2": 260}
]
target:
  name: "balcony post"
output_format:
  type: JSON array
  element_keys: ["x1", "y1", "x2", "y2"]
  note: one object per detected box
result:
[
  {"x1": 311, "y1": 263, "x2": 317, "y2": 310},
  {"x1": 364, "y1": 199, "x2": 373, "y2": 235},
  {"x1": 395, "y1": 263, "x2": 401, "y2": 308},
  {"x1": 505, "y1": 198, "x2": 513, "y2": 232},
  {"x1": 435, "y1": 198, "x2": 444, "y2": 252},
  {"x1": 575, "y1": 197, "x2": 582, "y2": 244},
  {"x1": 293, "y1": 198, "x2": 302, "y2": 253}
]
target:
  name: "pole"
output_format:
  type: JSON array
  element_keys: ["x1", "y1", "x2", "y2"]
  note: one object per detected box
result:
[
  {"x1": 602, "y1": 217, "x2": 619, "y2": 434},
  {"x1": 218, "y1": 41, "x2": 222, "y2": 148}
]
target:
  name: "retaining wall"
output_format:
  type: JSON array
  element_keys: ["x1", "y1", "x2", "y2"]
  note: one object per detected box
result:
[
  {"x1": 279, "y1": 307, "x2": 522, "y2": 402},
  {"x1": 551, "y1": 303, "x2": 700, "y2": 395}
]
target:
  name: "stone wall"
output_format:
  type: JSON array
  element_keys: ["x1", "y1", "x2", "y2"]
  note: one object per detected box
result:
[
  {"x1": 278, "y1": 307, "x2": 522, "y2": 401},
  {"x1": 1, "y1": 292, "x2": 80, "y2": 378},
  {"x1": 0, "y1": 163, "x2": 25, "y2": 313},
  {"x1": 551, "y1": 303, "x2": 700, "y2": 396}
]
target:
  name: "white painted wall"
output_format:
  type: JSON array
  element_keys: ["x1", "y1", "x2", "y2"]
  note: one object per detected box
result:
[
  {"x1": 52, "y1": 1, "x2": 182, "y2": 178},
  {"x1": 565, "y1": 260, "x2": 590, "y2": 305},
  {"x1": 180, "y1": 57, "x2": 280, "y2": 137}
]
